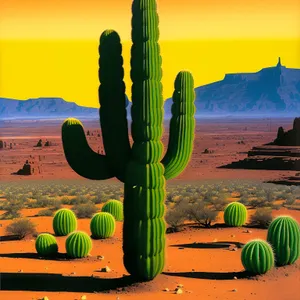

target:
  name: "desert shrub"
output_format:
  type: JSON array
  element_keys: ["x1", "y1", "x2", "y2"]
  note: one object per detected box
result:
[
  {"x1": 285, "y1": 195, "x2": 296, "y2": 205},
  {"x1": 6, "y1": 218, "x2": 37, "y2": 239},
  {"x1": 91, "y1": 194, "x2": 106, "y2": 204},
  {"x1": 36, "y1": 209, "x2": 54, "y2": 217},
  {"x1": 165, "y1": 208, "x2": 186, "y2": 232},
  {"x1": 71, "y1": 195, "x2": 90, "y2": 205},
  {"x1": 0, "y1": 199, "x2": 24, "y2": 220},
  {"x1": 73, "y1": 202, "x2": 98, "y2": 219},
  {"x1": 210, "y1": 194, "x2": 229, "y2": 211},
  {"x1": 187, "y1": 202, "x2": 218, "y2": 228},
  {"x1": 250, "y1": 208, "x2": 273, "y2": 228},
  {"x1": 60, "y1": 196, "x2": 73, "y2": 205}
]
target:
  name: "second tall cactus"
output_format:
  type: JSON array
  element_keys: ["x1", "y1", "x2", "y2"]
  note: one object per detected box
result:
[{"x1": 62, "y1": 0, "x2": 196, "y2": 281}]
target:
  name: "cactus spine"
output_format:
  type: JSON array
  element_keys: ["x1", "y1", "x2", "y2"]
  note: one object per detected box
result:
[
  {"x1": 53, "y1": 208, "x2": 77, "y2": 236},
  {"x1": 90, "y1": 212, "x2": 116, "y2": 239},
  {"x1": 61, "y1": 0, "x2": 196, "y2": 281},
  {"x1": 224, "y1": 202, "x2": 247, "y2": 227},
  {"x1": 35, "y1": 233, "x2": 58, "y2": 256},
  {"x1": 267, "y1": 216, "x2": 300, "y2": 266},
  {"x1": 101, "y1": 200, "x2": 123, "y2": 221},
  {"x1": 66, "y1": 231, "x2": 92, "y2": 258},
  {"x1": 241, "y1": 239, "x2": 274, "y2": 275}
]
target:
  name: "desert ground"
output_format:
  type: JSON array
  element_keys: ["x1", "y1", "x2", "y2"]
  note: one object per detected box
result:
[
  {"x1": 0, "y1": 117, "x2": 300, "y2": 300},
  {"x1": 0, "y1": 117, "x2": 296, "y2": 182}
]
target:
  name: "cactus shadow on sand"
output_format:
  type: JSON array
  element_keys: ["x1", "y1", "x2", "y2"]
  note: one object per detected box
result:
[
  {"x1": 0, "y1": 252, "x2": 73, "y2": 261},
  {"x1": 0, "y1": 272, "x2": 137, "y2": 292},
  {"x1": 163, "y1": 270, "x2": 252, "y2": 280},
  {"x1": 171, "y1": 241, "x2": 245, "y2": 249}
]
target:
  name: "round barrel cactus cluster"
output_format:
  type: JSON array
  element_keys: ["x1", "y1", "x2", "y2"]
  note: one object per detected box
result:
[
  {"x1": 267, "y1": 216, "x2": 300, "y2": 266},
  {"x1": 66, "y1": 231, "x2": 92, "y2": 258},
  {"x1": 224, "y1": 202, "x2": 247, "y2": 227},
  {"x1": 241, "y1": 239, "x2": 274, "y2": 275},
  {"x1": 53, "y1": 208, "x2": 77, "y2": 236},
  {"x1": 35, "y1": 233, "x2": 58, "y2": 257},
  {"x1": 101, "y1": 200, "x2": 123, "y2": 221},
  {"x1": 90, "y1": 212, "x2": 116, "y2": 239}
]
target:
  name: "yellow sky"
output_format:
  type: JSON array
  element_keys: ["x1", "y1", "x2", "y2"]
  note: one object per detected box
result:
[{"x1": 0, "y1": 0, "x2": 299, "y2": 107}]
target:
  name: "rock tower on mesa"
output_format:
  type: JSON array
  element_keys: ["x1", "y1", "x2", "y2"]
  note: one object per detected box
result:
[{"x1": 220, "y1": 118, "x2": 300, "y2": 175}]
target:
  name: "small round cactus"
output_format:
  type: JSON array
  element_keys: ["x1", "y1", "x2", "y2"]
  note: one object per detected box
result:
[
  {"x1": 35, "y1": 233, "x2": 58, "y2": 257},
  {"x1": 267, "y1": 215, "x2": 300, "y2": 266},
  {"x1": 241, "y1": 239, "x2": 274, "y2": 274},
  {"x1": 101, "y1": 200, "x2": 123, "y2": 221},
  {"x1": 53, "y1": 208, "x2": 77, "y2": 236},
  {"x1": 66, "y1": 231, "x2": 92, "y2": 258},
  {"x1": 90, "y1": 212, "x2": 116, "y2": 239},
  {"x1": 224, "y1": 202, "x2": 247, "y2": 227}
]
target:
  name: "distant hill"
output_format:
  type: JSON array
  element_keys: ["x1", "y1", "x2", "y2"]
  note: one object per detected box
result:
[
  {"x1": 165, "y1": 58, "x2": 300, "y2": 116},
  {"x1": 1, "y1": 58, "x2": 300, "y2": 119},
  {"x1": 0, "y1": 97, "x2": 99, "y2": 119}
]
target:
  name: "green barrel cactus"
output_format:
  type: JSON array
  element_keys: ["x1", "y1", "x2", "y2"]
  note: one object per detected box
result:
[
  {"x1": 35, "y1": 233, "x2": 58, "y2": 257},
  {"x1": 267, "y1": 216, "x2": 300, "y2": 266},
  {"x1": 241, "y1": 239, "x2": 274, "y2": 275},
  {"x1": 66, "y1": 231, "x2": 92, "y2": 258},
  {"x1": 53, "y1": 208, "x2": 77, "y2": 236},
  {"x1": 101, "y1": 200, "x2": 123, "y2": 221},
  {"x1": 224, "y1": 202, "x2": 247, "y2": 227},
  {"x1": 90, "y1": 212, "x2": 116, "y2": 239},
  {"x1": 61, "y1": 0, "x2": 196, "y2": 281}
]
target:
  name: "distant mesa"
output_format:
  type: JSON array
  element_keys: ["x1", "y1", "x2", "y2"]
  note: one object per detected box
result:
[
  {"x1": 271, "y1": 117, "x2": 300, "y2": 146},
  {"x1": 1, "y1": 58, "x2": 300, "y2": 119},
  {"x1": 220, "y1": 117, "x2": 300, "y2": 172}
]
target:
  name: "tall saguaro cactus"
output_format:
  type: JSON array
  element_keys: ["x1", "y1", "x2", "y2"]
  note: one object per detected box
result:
[{"x1": 62, "y1": 0, "x2": 196, "y2": 281}]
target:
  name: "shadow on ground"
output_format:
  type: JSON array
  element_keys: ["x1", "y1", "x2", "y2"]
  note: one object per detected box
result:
[
  {"x1": 171, "y1": 241, "x2": 245, "y2": 249},
  {"x1": 0, "y1": 235, "x2": 21, "y2": 242},
  {"x1": 163, "y1": 270, "x2": 252, "y2": 280},
  {"x1": 0, "y1": 272, "x2": 136, "y2": 292},
  {"x1": 0, "y1": 252, "x2": 81, "y2": 261}
]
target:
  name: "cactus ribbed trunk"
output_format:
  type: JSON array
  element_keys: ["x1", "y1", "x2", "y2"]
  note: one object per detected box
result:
[{"x1": 123, "y1": 0, "x2": 165, "y2": 281}]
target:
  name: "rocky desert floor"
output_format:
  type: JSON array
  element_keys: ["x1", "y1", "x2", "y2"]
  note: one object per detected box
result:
[
  {"x1": 0, "y1": 117, "x2": 296, "y2": 182},
  {"x1": 0, "y1": 117, "x2": 300, "y2": 300}
]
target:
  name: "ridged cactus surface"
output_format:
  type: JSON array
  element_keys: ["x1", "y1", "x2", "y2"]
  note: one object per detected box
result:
[
  {"x1": 61, "y1": 0, "x2": 196, "y2": 281},
  {"x1": 102, "y1": 200, "x2": 123, "y2": 221},
  {"x1": 35, "y1": 233, "x2": 58, "y2": 256},
  {"x1": 241, "y1": 239, "x2": 274, "y2": 274},
  {"x1": 66, "y1": 231, "x2": 92, "y2": 258},
  {"x1": 224, "y1": 202, "x2": 247, "y2": 227},
  {"x1": 90, "y1": 212, "x2": 116, "y2": 239},
  {"x1": 53, "y1": 208, "x2": 77, "y2": 236},
  {"x1": 267, "y1": 216, "x2": 300, "y2": 266}
]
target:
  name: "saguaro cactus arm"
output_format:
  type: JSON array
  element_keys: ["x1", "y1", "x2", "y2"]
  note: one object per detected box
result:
[
  {"x1": 162, "y1": 71, "x2": 196, "y2": 180},
  {"x1": 99, "y1": 30, "x2": 131, "y2": 182},
  {"x1": 62, "y1": 118, "x2": 113, "y2": 180}
]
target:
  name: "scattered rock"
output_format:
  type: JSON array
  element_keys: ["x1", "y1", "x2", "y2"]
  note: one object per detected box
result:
[
  {"x1": 163, "y1": 288, "x2": 170, "y2": 292},
  {"x1": 233, "y1": 276, "x2": 238, "y2": 280},
  {"x1": 228, "y1": 245, "x2": 238, "y2": 251},
  {"x1": 177, "y1": 284, "x2": 184, "y2": 288},
  {"x1": 100, "y1": 266, "x2": 111, "y2": 273},
  {"x1": 81, "y1": 296, "x2": 87, "y2": 300},
  {"x1": 231, "y1": 234, "x2": 235, "y2": 238},
  {"x1": 70, "y1": 272, "x2": 76, "y2": 275},
  {"x1": 97, "y1": 255, "x2": 104, "y2": 260},
  {"x1": 178, "y1": 247, "x2": 184, "y2": 250},
  {"x1": 18, "y1": 269, "x2": 23, "y2": 273},
  {"x1": 41, "y1": 297, "x2": 49, "y2": 300},
  {"x1": 175, "y1": 288, "x2": 183, "y2": 294},
  {"x1": 232, "y1": 288, "x2": 238, "y2": 292}
]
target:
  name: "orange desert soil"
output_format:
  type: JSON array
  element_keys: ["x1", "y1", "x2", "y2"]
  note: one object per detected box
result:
[
  {"x1": 0, "y1": 117, "x2": 297, "y2": 182},
  {"x1": 0, "y1": 207, "x2": 299, "y2": 300}
]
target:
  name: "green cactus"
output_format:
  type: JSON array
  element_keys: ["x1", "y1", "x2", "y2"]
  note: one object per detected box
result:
[
  {"x1": 241, "y1": 239, "x2": 274, "y2": 275},
  {"x1": 224, "y1": 202, "x2": 247, "y2": 227},
  {"x1": 90, "y1": 212, "x2": 116, "y2": 239},
  {"x1": 35, "y1": 233, "x2": 58, "y2": 257},
  {"x1": 101, "y1": 200, "x2": 123, "y2": 221},
  {"x1": 53, "y1": 208, "x2": 77, "y2": 236},
  {"x1": 61, "y1": 0, "x2": 195, "y2": 281},
  {"x1": 66, "y1": 231, "x2": 92, "y2": 258},
  {"x1": 267, "y1": 216, "x2": 300, "y2": 266}
]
